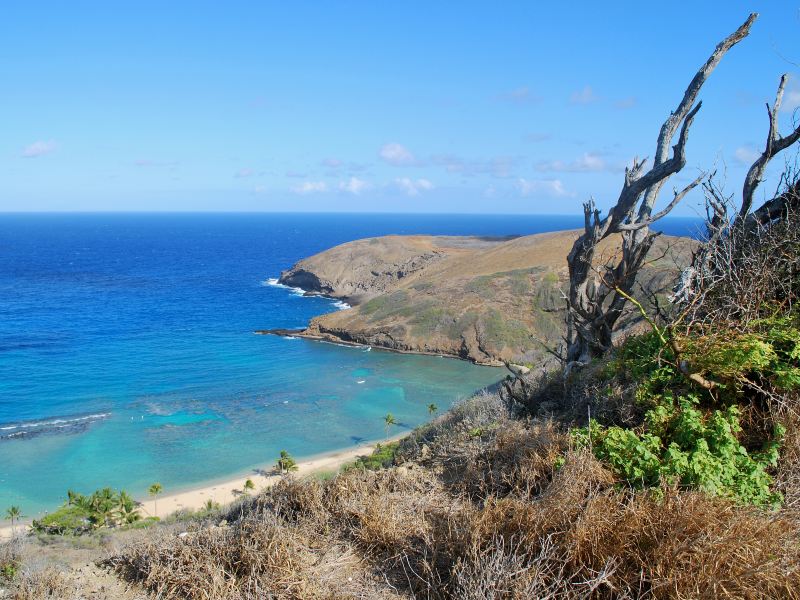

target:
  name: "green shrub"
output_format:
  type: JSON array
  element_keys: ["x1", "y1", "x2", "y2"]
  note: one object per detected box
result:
[
  {"x1": 681, "y1": 314, "x2": 800, "y2": 393},
  {"x1": 575, "y1": 394, "x2": 782, "y2": 506},
  {"x1": 345, "y1": 442, "x2": 399, "y2": 471},
  {"x1": 571, "y1": 313, "x2": 800, "y2": 507},
  {"x1": 32, "y1": 505, "x2": 93, "y2": 535},
  {"x1": 121, "y1": 516, "x2": 160, "y2": 530}
]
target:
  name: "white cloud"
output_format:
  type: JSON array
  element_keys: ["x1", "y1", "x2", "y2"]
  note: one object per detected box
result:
[
  {"x1": 734, "y1": 145, "x2": 761, "y2": 165},
  {"x1": 496, "y1": 86, "x2": 541, "y2": 104},
  {"x1": 22, "y1": 140, "x2": 57, "y2": 158},
  {"x1": 535, "y1": 153, "x2": 608, "y2": 173},
  {"x1": 253, "y1": 185, "x2": 267, "y2": 194},
  {"x1": 379, "y1": 142, "x2": 417, "y2": 166},
  {"x1": 615, "y1": 96, "x2": 637, "y2": 109},
  {"x1": 291, "y1": 181, "x2": 328, "y2": 194},
  {"x1": 321, "y1": 158, "x2": 370, "y2": 175},
  {"x1": 431, "y1": 154, "x2": 515, "y2": 178},
  {"x1": 235, "y1": 168, "x2": 254, "y2": 178},
  {"x1": 570, "y1": 85, "x2": 598, "y2": 105},
  {"x1": 517, "y1": 178, "x2": 571, "y2": 198},
  {"x1": 395, "y1": 177, "x2": 434, "y2": 196},
  {"x1": 339, "y1": 177, "x2": 370, "y2": 194}
]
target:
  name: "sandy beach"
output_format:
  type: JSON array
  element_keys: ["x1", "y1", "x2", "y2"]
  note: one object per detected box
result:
[{"x1": 0, "y1": 437, "x2": 399, "y2": 540}]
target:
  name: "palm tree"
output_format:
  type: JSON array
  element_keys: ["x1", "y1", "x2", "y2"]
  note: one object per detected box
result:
[
  {"x1": 90, "y1": 487, "x2": 118, "y2": 528},
  {"x1": 117, "y1": 490, "x2": 140, "y2": 525},
  {"x1": 148, "y1": 483, "x2": 163, "y2": 518},
  {"x1": 276, "y1": 450, "x2": 298, "y2": 474},
  {"x1": 427, "y1": 403, "x2": 438, "y2": 416},
  {"x1": 384, "y1": 413, "x2": 396, "y2": 440},
  {"x1": 67, "y1": 489, "x2": 92, "y2": 512},
  {"x1": 5, "y1": 506, "x2": 22, "y2": 535},
  {"x1": 244, "y1": 479, "x2": 255, "y2": 493}
]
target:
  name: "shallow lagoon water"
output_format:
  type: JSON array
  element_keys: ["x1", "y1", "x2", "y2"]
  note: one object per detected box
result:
[{"x1": 0, "y1": 213, "x2": 699, "y2": 515}]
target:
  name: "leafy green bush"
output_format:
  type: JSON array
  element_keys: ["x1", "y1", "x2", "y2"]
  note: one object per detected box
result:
[
  {"x1": 573, "y1": 314, "x2": 800, "y2": 507},
  {"x1": 681, "y1": 314, "x2": 800, "y2": 393},
  {"x1": 32, "y1": 505, "x2": 94, "y2": 535},
  {"x1": 345, "y1": 442, "x2": 399, "y2": 471},
  {"x1": 575, "y1": 394, "x2": 782, "y2": 506}
]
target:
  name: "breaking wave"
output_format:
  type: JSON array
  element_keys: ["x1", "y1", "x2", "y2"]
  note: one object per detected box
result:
[{"x1": 0, "y1": 412, "x2": 111, "y2": 441}]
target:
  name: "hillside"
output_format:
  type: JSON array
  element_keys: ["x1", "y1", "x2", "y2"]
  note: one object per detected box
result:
[{"x1": 275, "y1": 231, "x2": 693, "y2": 366}]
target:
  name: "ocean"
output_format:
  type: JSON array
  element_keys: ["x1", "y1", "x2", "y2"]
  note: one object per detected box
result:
[{"x1": 0, "y1": 213, "x2": 701, "y2": 516}]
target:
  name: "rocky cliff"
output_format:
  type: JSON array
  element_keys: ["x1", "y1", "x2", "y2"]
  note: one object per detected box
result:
[{"x1": 272, "y1": 231, "x2": 692, "y2": 367}]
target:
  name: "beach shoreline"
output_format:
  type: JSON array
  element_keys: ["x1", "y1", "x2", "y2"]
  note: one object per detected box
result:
[{"x1": 0, "y1": 435, "x2": 405, "y2": 540}]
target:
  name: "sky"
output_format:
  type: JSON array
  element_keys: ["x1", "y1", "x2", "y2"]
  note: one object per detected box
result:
[{"x1": 1, "y1": 1, "x2": 799, "y2": 214}]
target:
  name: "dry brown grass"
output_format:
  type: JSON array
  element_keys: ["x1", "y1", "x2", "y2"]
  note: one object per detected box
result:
[
  {"x1": 101, "y1": 396, "x2": 800, "y2": 599},
  {"x1": 8, "y1": 565, "x2": 83, "y2": 600}
]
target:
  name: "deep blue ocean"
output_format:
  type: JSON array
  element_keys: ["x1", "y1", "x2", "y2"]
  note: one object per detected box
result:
[{"x1": 0, "y1": 213, "x2": 701, "y2": 516}]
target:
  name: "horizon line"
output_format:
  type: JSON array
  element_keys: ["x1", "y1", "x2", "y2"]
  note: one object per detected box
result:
[{"x1": 0, "y1": 210, "x2": 703, "y2": 219}]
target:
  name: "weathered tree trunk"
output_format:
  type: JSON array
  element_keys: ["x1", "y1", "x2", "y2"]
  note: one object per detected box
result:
[{"x1": 564, "y1": 14, "x2": 757, "y2": 368}]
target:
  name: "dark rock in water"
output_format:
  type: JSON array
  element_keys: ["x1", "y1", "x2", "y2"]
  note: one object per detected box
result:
[
  {"x1": 278, "y1": 268, "x2": 329, "y2": 296},
  {"x1": 254, "y1": 328, "x2": 306, "y2": 337}
]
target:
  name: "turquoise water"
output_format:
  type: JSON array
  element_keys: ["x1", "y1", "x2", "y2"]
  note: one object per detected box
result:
[{"x1": 0, "y1": 213, "x2": 700, "y2": 516}]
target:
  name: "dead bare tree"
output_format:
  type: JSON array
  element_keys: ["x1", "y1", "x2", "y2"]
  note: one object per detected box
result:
[
  {"x1": 672, "y1": 73, "x2": 800, "y2": 323},
  {"x1": 739, "y1": 74, "x2": 800, "y2": 226},
  {"x1": 564, "y1": 13, "x2": 757, "y2": 369}
]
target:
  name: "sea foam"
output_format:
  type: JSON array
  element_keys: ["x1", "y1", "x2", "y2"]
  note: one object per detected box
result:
[{"x1": 265, "y1": 277, "x2": 350, "y2": 309}]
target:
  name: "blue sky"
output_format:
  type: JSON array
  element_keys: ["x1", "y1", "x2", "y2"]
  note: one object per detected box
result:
[{"x1": 2, "y1": 1, "x2": 799, "y2": 214}]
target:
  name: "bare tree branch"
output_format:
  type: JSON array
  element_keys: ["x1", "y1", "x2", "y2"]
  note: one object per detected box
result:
[
  {"x1": 740, "y1": 74, "x2": 800, "y2": 220},
  {"x1": 639, "y1": 13, "x2": 757, "y2": 222},
  {"x1": 563, "y1": 15, "x2": 757, "y2": 367},
  {"x1": 618, "y1": 173, "x2": 705, "y2": 231}
]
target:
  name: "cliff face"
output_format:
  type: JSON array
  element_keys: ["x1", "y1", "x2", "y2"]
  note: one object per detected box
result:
[{"x1": 276, "y1": 231, "x2": 692, "y2": 367}]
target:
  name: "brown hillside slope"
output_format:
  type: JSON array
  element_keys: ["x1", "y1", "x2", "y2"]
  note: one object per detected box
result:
[{"x1": 276, "y1": 231, "x2": 693, "y2": 366}]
